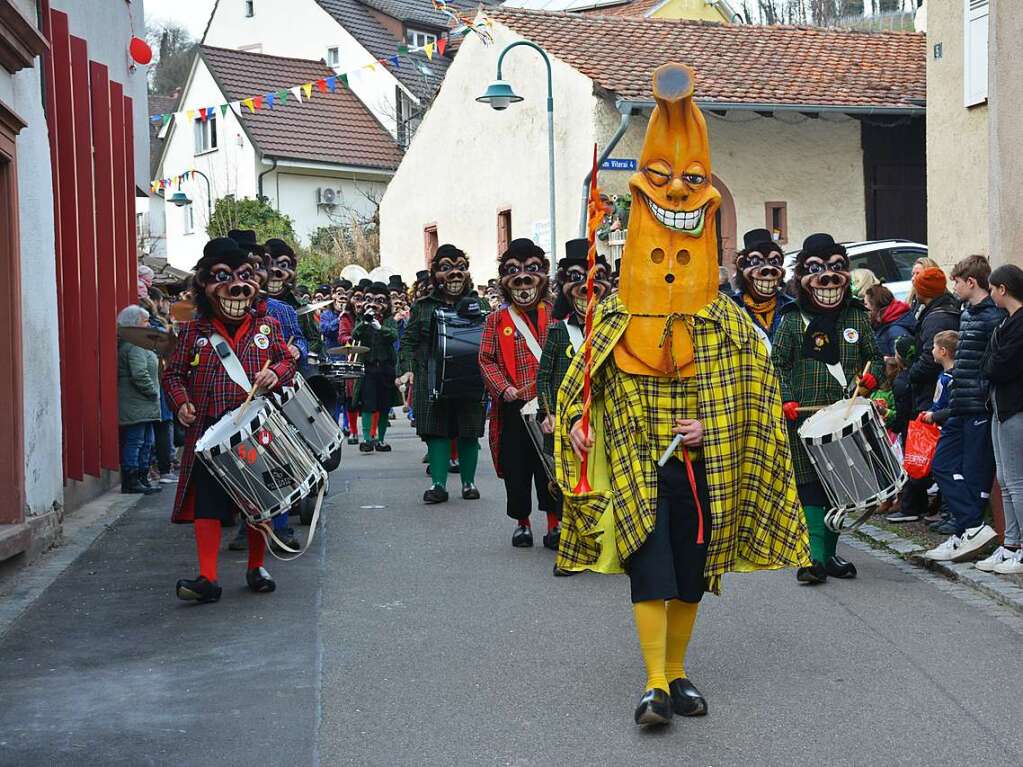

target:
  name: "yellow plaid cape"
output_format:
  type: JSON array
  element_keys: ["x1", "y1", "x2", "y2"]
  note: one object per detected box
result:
[{"x1": 554, "y1": 293, "x2": 810, "y2": 593}]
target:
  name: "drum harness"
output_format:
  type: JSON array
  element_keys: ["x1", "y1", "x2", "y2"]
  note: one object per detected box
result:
[{"x1": 209, "y1": 333, "x2": 326, "y2": 560}]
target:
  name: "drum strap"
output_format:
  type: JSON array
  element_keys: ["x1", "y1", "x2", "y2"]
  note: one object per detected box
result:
[
  {"x1": 209, "y1": 332, "x2": 253, "y2": 392},
  {"x1": 800, "y1": 314, "x2": 847, "y2": 389},
  {"x1": 565, "y1": 322, "x2": 584, "y2": 354},
  {"x1": 509, "y1": 307, "x2": 544, "y2": 362},
  {"x1": 251, "y1": 479, "x2": 327, "y2": 562}
]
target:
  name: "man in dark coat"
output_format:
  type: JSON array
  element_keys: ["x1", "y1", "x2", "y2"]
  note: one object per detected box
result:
[{"x1": 398, "y1": 244, "x2": 488, "y2": 503}]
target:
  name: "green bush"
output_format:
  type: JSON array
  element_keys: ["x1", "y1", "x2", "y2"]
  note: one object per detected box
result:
[{"x1": 206, "y1": 197, "x2": 297, "y2": 243}]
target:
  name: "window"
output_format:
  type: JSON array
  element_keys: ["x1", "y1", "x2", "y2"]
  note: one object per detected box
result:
[
  {"x1": 497, "y1": 209, "x2": 512, "y2": 255},
  {"x1": 887, "y1": 247, "x2": 928, "y2": 282},
  {"x1": 395, "y1": 87, "x2": 420, "y2": 148},
  {"x1": 327, "y1": 47, "x2": 340, "y2": 68},
  {"x1": 406, "y1": 29, "x2": 437, "y2": 49},
  {"x1": 423, "y1": 224, "x2": 438, "y2": 264},
  {"x1": 193, "y1": 115, "x2": 217, "y2": 155},
  {"x1": 244, "y1": 0, "x2": 254, "y2": 17},
  {"x1": 964, "y1": 0, "x2": 989, "y2": 107},
  {"x1": 764, "y1": 201, "x2": 787, "y2": 245},
  {"x1": 183, "y1": 204, "x2": 195, "y2": 235}
]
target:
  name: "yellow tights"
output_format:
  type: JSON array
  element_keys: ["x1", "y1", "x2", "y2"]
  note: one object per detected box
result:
[{"x1": 633, "y1": 599, "x2": 699, "y2": 692}]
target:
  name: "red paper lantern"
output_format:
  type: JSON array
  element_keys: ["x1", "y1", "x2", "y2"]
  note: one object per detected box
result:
[{"x1": 129, "y1": 36, "x2": 152, "y2": 65}]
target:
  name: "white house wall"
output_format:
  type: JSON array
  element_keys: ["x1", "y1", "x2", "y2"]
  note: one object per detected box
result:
[
  {"x1": 379, "y1": 22, "x2": 598, "y2": 282},
  {"x1": 263, "y1": 169, "x2": 389, "y2": 244},
  {"x1": 160, "y1": 59, "x2": 260, "y2": 270},
  {"x1": 203, "y1": 0, "x2": 404, "y2": 136}
]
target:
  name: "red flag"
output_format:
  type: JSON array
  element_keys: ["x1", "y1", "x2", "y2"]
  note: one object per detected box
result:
[
  {"x1": 438, "y1": 37, "x2": 448, "y2": 56},
  {"x1": 316, "y1": 78, "x2": 327, "y2": 93},
  {"x1": 253, "y1": 95, "x2": 263, "y2": 110}
]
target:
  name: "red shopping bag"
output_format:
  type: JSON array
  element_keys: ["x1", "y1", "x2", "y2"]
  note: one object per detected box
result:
[{"x1": 904, "y1": 415, "x2": 941, "y2": 479}]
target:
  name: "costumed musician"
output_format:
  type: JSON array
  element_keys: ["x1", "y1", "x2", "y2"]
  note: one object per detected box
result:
[
  {"x1": 163, "y1": 238, "x2": 296, "y2": 604},
  {"x1": 352, "y1": 283, "x2": 402, "y2": 452},
  {"x1": 264, "y1": 238, "x2": 323, "y2": 359},
  {"x1": 557, "y1": 65, "x2": 810, "y2": 727},
  {"x1": 731, "y1": 228, "x2": 794, "y2": 348}
]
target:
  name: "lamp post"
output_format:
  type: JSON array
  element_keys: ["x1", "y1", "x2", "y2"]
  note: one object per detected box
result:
[
  {"x1": 168, "y1": 169, "x2": 213, "y2": 221},
  {"x1": 476, "y1": 41, "x2": 557, "y2": 275}
]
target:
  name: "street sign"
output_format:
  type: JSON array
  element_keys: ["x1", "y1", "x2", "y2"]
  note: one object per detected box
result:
[{"x1": 601, "y1": 158, "x2": 637, "y2": 171}]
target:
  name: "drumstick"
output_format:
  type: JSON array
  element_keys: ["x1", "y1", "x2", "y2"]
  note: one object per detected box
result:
[
  {"x1": 236, "y1": 359, "x2": 270, "y2": 422},
  {"x1": 658, "y1": 433, "x2": 685, "y2": 468},
  {"x1": 796, "y1": 405, "x2": 825, "y2": 414},
  {"x1": 843, "y1": 361, "x2": 874, "y2": 418}
]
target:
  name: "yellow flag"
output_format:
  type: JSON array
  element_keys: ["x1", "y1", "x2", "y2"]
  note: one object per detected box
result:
[
  {"x1": 243, "y1": 98, "x2": 255, "y2": 113},
  {"x1": 366, "y1": 62, "x2": 376, "y2": 72},
  {"x1": 186, "y1": 109, "x2": 196, "y2": 121},
  {"x1": 424, "y1": 42, "x2": 434, "y2": 60},
  {"x1": 302, "y1": 82, "x2": 313, "y2": 99}
]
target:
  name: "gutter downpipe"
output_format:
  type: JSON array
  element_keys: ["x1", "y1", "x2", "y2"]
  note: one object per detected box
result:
[
  {"x1": 579, "y1": 102, "x2": 641, "y2": 237},
  {"x1": 257, "y1": 156, "x2": 278, "y2": 203}
]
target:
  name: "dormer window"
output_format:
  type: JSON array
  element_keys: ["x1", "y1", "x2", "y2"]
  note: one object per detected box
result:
[
  {"x1": 327, "y1": 47, "x2": 340, "y2": 68},
  {"x1": 406, "y1": 29, "x2": 437, "y2": 49},
  {"x1": 244, "y1": 0, "x2": 254, "y2": 17}
]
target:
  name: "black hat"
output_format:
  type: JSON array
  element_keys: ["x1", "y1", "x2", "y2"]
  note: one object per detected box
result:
[
  {"x1": 415, "y1": 270, "x2": 430, "y2": 283},
  {"x1": 504, "y1": 237, "x2": 546, "y2": 262},
  {"x1": 800, "y1": 232, "x2": 846, "y2": 259},
  {"x1": 558, "y1": 238, "x2": 608, "y2": 271},
  {"x1": 316, "y1": 283, "x2": 331, "y2": 294},
  {"x1": 388, "y1": 274, "x2": 405, "y2": 289},
  {"x1": 338, "y1": 279, "x2": 352, "y2": 290},
  {"x1": 264, "y1": 238, "x2": 296, "y2": 260},
  {"x1": 368, "y1": 281, "x2": 389, "y2": 296},
  {"x1": 356, "y1": 278, "x2": 372, "y2": 291},
  {"x1": 228, "y1": 229, "x2": 266, "y2": 256},
  {"x1": 741, "y1": 228, "x2": 781, "y2": 254},
  {"x1": 195, "y1": 237, "x2": 248, "y2": 272}
]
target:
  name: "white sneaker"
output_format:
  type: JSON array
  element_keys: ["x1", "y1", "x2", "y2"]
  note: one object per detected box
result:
[
  {"x1": 994, "y1": 549, "x2": 1023, "y2": 575},
  {"x1": 955, "y1": 524, "x2": 999, "y2": 561},
  {"x1": 976, "y1": 546, "x2": 1016, "y2": 572},
  {"x1": 159, "y1": 472, "x2": 179, "y2": 484},
  {"x1": 924, "y1": 535, "x2": 963, "y2": 562}
]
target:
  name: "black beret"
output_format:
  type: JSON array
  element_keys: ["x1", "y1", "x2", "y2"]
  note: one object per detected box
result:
[
  {"x1": 264, "y1": 238, "x2": 296, "y2": 260},
  {"x1": 195, "y1": 237, "x2": 249, "y2": 272},
  {"x1": 503, "y1": 237, "x2": 546, "y2": 262}
]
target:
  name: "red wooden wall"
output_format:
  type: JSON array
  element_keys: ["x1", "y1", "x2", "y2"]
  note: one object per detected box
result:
[{"x1": 43, "y1": 7, "x2": 140, "y2": 481}]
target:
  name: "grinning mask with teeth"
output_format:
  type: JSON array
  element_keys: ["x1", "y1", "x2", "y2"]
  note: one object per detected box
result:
[
  {"x1": 797, "y1": 251, "x2": 850, "y2": 312},
  {"x1": 432, "y1": 244, "x2": 471, "y2": 300},
  {"x1": 736, "y1": 247, "x2": 785, "y2": 302},
  {"x1": 555, "y1": 240, "x2": 611, "y2": 323},
  {"x1": 193, "y1": 238, "x2": 258, "y2": 323},
  {"x1": 499, "y1": 238, "x2": 549, "y2": 311}
]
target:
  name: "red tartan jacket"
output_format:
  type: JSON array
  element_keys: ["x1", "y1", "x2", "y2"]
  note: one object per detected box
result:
[
  {"x1": 478, "y1": 303, "x2": 551, "y2": 477},
  {"x1": 162, "y1": 308, "x2": 295, "y2": 523}
]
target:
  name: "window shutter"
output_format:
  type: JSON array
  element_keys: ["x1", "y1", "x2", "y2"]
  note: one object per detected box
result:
[{"x1": 964, "y1": 0, "x2": 989, "y2": 107}]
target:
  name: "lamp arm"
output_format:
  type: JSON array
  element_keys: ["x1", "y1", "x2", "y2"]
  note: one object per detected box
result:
[{"x1": 495, "y1": 40, "x2": 553, "y2": 104}]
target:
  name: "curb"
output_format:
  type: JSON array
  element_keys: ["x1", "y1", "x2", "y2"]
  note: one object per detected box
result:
[{"x1": 855, "y1": 523, "x2": 1023, "y2": 616}]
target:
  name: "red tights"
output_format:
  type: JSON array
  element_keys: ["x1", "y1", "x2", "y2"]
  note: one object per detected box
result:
[{"x1": 194, "y1": 518, "x2": 266, "y2": 581}]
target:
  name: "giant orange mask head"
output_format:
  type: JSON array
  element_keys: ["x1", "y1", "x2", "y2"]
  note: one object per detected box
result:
[{"x1": 615, "y1": 64, "x2": 721, "y2": 377}]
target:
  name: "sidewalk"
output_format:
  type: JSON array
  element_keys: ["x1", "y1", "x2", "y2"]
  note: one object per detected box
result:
[{"x1": 0, "y1": 488, "x2": 327, "y2": 767}]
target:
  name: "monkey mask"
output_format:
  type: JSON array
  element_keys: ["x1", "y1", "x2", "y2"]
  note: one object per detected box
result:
[
  {"x1": 193, "y1": 238, "x2": 258, "y2": 324},
  {"x1": 264, "y1": 238, "x2": 297, "y2": 299},
  {"x1": 499, "y1": 238, "x2": 549, "y2": 311},
  {"x1": 555, "y1": 238, "x2": 610, "y2": 323},
  {"x1": 794, "y1": 233, "x2": 851, "y2": 365},
  {"x1": 432, "y1": 243, "x2": 471, "y2": 300},
  {"x1": 616, "y1": 64, "x2": 721, "y2": 377},
  {"x1": 735, "y1": 228, "x2": 785, "y2": 302}
]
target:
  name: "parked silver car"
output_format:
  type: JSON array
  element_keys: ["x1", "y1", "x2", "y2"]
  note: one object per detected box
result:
[{"x1": 784, "y1": 239, "x2": 927, "y2": 301}]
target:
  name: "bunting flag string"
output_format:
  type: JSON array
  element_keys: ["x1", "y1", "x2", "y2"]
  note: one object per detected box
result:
[{"x1": 147, "y1": 14, "x2": 493, "y2": 128}]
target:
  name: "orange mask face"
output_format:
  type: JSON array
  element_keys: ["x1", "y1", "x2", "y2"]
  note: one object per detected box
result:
[{"x1": 616, "y1": 64, "x2": 721, "y2": 377}]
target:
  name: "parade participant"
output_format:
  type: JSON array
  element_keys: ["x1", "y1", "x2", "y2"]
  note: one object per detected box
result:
[
  {"x1": 163, "y1": 238, "x2": 296, "y2": 603},
  {"x1": 264, "y1": 238, "x2": 323, "y2": 358},
  {"x1": 556, "y1": 65, "x2": 809, "y2": 726},
  {"x1": 353, "y1": 282, "x2": 401, "y2": 452},
  {"x1": 399, "y1": 244, "x2": 488, "y2": 503},
  {"x1": 772, "y1": 232, "x2": 883, "y2": 584},
  {"x1": 732, "y1": 228, "x2": 794, "y2": 346},
  {"x1": 479, "y1": 237, "x2": 556, "y2": 548}
]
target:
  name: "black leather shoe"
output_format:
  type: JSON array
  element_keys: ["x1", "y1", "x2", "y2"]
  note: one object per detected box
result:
[
  {"x1": 542, "y1": 526, "x2": 561, "y2": 551},
  {"x1": 359, "y1": 441, "x2": 374, "y2": 453},
  {"x1": 634, "y1": 689, "x2": 673, "y2": 727},
  {"x1": 797, "y1": 562, "x2": 828, "y2": 585},
  {"x1": 825, "y1": 555, "x2": 857, "y2": 579},
  {"x1": 448, "y1": 459, "x2": 460, "y2": 473},
  {"x1": 669, "y1": 678, "x2": 708, "y2": 717},
  {"x1": 461, "y1": 483, "x2": 480, "y2": 500},
  {"x1": 176, "y1": 576, "x2": 222, "y2": 603},
  {"x1": 512, "y1": 525, "x2": 533, "y2": 548},
  {"x1": 423, "y1": 486, "x2": 449, "y2": 504},
  {"x1": 553, "y1": 564, "x2": 578, "y2": 577},
  {"x1": 246, "y1": 566, "x2": 276, "y2": 593},
  {"x1": 347, "y1": 436, "x2": 359, "y2": 446},
  {"x1": 374, "y1": 441, "x2": 392, "y2": 452}
]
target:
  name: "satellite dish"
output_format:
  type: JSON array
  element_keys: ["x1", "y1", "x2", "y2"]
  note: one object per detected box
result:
[{"x1": 340, "y1": 264, "x2": 369, "y2": 283}]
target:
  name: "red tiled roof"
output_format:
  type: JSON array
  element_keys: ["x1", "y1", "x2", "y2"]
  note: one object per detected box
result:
[
  {"x1": 489, "y1": 8, "x2": 926, "y2": 110},
  {"x1": 199, "y1": 45, "x2": 402, "y2": 171},
  {"x1": 576, "y1": 0, "x2": 663, "y2": 18}
]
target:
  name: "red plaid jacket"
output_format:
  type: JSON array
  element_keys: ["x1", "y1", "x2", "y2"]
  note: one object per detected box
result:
[
  {"x1": 478, "y1": 303, "x2": 551, "y2": 476},
  {"x1": 163, "y1": 308, "x2": 295, "y2": 523}
]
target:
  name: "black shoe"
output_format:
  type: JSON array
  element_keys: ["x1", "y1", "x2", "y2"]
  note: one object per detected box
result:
[
  {"x1": 825, "y1": 555, "x2": 857, "y2": 579},
  {"x1": 347, "y1": 436, "x2": 359, "y2": 446},
  {"x1": 228, "y1": 524, "x2": 248, "y2": 551},
  {"x1": 553, "y1": 564, "x2": 578, "y2": 577},
  {"x1": 542, "y1": 526, "x2": 561, "y2": 551},
  {"x1": 375, "y1": 441, "x2": 392, "y2": 452},
  {"x1": 796, "y1": 562, "x2": 828, "y2": 585},
  {"x1": 634, "y1": 689, "x2": 673, "y2": 727},
  {"x1": 176, "y1": 576, "x2": 222, "y2": 603},
  {"x1": 930, "y1": 519, "x2": 957, "y2": 534},
  {"x1": 270, "y1": 530, "x2": 300, "y2": 552},
  {"x1": 121, "y1": 467, "x2": 158, "y2": 495},
  {"x1": 422, "y1": 452, "x2": 429, "y2": 464},
  {"x1": 359, "y1": 441, "x2": 374, "y2": 453},
  {"x1": 668, "y1": 678, "x2": 708, "y2": 717},
  {"x1": 512, "y1": 525, "x2": 533, "y2": 548},
  {"x1": 246, "y1": 566, "x2": 276, "y2": 593},
  {"x1": 448, "y1": 459, "x2": 460, "y2": 473},
  {"x1": 423, "y1": 486, "x2": 449, "y2": 504},
  {"x1": 138, "y1": 469, "x2": 162, "y2": 493},
  {"x1": 461, "y1": 483, "x2": 480, "y2": 500}
]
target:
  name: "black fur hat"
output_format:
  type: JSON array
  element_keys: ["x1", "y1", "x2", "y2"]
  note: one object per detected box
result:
[
  {"x1": 194, "y1": 237, "x2": 249, "y2": 272},
  {"x1": 228, "y1": 229, "x2": 266, "y2": 257}
]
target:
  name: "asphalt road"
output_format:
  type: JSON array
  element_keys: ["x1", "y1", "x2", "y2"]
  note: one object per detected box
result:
[{"x1": 3, "y1": 420, "x2": 1023, "y2": 766}]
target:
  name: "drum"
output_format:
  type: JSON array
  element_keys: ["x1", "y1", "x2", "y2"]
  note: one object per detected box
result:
[
  {"x1": 195, "y1": 397, "x2": 326, "y2": 526},
  {"x1": 798, "y1": 396, "x2": 907, "y2": 533},
  {"x1": 275, "y1": 373, "x2": 345, "y2": 470},
  {"x1": 428, "y1": 307, "x2": 485, "y2": 401}
]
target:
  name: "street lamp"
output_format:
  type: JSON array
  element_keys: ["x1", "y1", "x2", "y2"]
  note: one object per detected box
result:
[
  {"x1": 166, "y1": 169, "x2": 213, "y2": 220},
  {"x1": 477, "y1": 41, "x2": 557, "y2": 275}
]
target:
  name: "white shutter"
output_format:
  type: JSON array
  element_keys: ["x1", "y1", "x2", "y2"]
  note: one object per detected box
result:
[{"x1": 964, "y1": 0, "x2": 989, "y2": 107}]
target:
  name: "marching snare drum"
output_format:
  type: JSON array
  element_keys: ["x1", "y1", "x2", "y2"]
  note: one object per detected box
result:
[
  {"x1": 194, "y1": 397, "x2": 326, "y2": 526},
  {"x1": 275, "y1": 372, "x2": 345, "y2": 470},
  {"x1": 798, "y1": 396, "x2": 907, "y2": 533},
  {"x1": 427, "y1": 306, "x2": 485, "y2": 401}
]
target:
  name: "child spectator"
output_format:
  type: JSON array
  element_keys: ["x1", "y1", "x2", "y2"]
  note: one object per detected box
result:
[
  {"x1": 981, "y1": 265, "x2": 1023, "y2": 574},
  {"x1": 923, "y1": 330, "x2": 958, "y2": 427},
  {"x1": 924, "y1": 255, "x2": 1004, "y2": 562}
]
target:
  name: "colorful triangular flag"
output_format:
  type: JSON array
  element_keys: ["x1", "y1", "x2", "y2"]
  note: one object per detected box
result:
[
  {"x1": 162, "y1": 114, "x2": 172, "y2": 126},
  {"x1": 438, "y1": 37, "x2": 447, "y2": 56},
  {"x1": 424, "y1": 42, "x2": 434, "y2": 60},
  {"x1": 340, "y1": 74, "x2": 349, "y2": 89},
  {"x1": 253, "y1": 95, "x2": 264, "y2": 110},
  {"x1": 316, "y1": 78, "x2": 327, "y2": 93},
  {"x1": 220, "y1": 103, "x2": 229, "y2": 117},
  {"x1": 243, "y1": 98, "x2": 255, "y2": 113},
  {"x1": 389, "y1": 55, "x2": 399, "y2": 67},
  {"x1": 277, "y1": 89, "x2": 289, "y2": 104},
  {"x1": 150, "y1": 114, "x2": 162, "y2": 123},
  {"x1": 302, "y1": 82, "x2": 313, "y2": 99},
  {"x1": 326, "y1": 76, "x2": 337, "y2": 92},
  {"x1": 265, "y1": 92, "x2": 275, "y2": 109},
  {"x1": 291, "y1": 85, "x2": 303, "y2": 102},
  {"x1": 398, "y1": 44, "x2": 409, "y2": 55},
  {"x1": 186, "y1": 109, "x2": 196, "y2": 121}
]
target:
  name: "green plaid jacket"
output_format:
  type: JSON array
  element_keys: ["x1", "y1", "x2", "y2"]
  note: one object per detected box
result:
[
  {"x1": 771, "y1": 301, "x2": 884, "y2": 485},
  {"x1": 554, "y1": 293, "x2": 810, "y2": 592},
  {"x1": 537, "y1": 320, "x2": 579, "y2": 454},
  {"x1": 398, "y1": 292, "x2": 488, "y2": 439}
]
